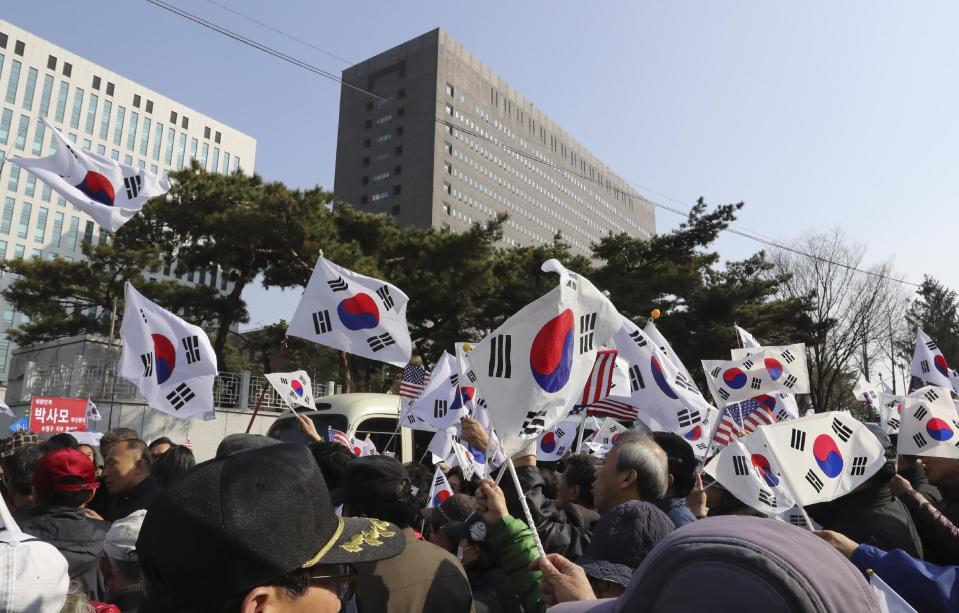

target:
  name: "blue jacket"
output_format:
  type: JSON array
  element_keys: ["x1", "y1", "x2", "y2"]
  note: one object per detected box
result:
[
  {"x1": 656, "y1": 497, "x2": 697, "y2": 529},
  {"x1": 852, "y1": 544, "x2": 959, "y2": 613}
]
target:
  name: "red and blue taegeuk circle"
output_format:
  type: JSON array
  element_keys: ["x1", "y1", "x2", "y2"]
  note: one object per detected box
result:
[
  {"x1": 651, "y1": 355, "x2": 679, "y2": 399},
  {"x1": 75, "y1": 171, "x2": 116, "y2": 206},
  {"x1": 926, "y1": 417, "x2": 954, "y2": 442},
  {"x1": 764, "y1": 358, "x2": 784, "y2": 381},
  {"x1": 152, "y1": 334, "x2": 176, "y2": 384},
  {"x1": 723, "y1": 367, "x2": 748, "y2": 389},
  {"x1": 540, "y1": 431, "x2": 557, "y2": 453},
  {"x1": 529, "y1": 309, "x2": 574, "y2": 393},
  {"x1": 755, "y1": 394, "x2": 777, "y2": 412},
  {"x1": 433, "y1": 489, "x2": 451, "y2": 506},
  {"x1": 750, "y1": 453, "x2": 779, "y2": 488},
  {"x1": 336, "y1": 293, "x2": 380, "y2": 330},
  {"x1": 934, "y1": 355, "x2": 950, "y2": 378},
  {"x1": 812, "y1": 434, "x2": 844, "y2": 479},
  {"x1": 290, "y1": 379, "x2": 305, "y2": 397}
]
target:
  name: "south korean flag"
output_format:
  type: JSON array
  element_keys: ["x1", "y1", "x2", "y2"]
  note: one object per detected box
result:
[
  {"x1": 409, "y1": 352, "x2": 466, "y2": 432},
  {"x1": 118, "y1": 283, "x2": 217, "y2": 420},
  {"x1": 704, "y1": 432, "x2": 796, "y2": 515},
  {"x1": 470, "y1": 259, "x2": 621, "y2": 456},
  {"x1": 537, "y1": 420, "x2": 578, "y2": 461},
  {"x1": 910, "y1": 329, "x2": 953, "y2": 391},
  {"x1": 12, "y1": 118, "x2": 169, "y2": 232},
  {"x1": 265, "y1": 370, "x2": 316, "y2": 412},
  {"x1": 898, "y1": 386, "x2": 959, "y2": 459},
  {"x1": 705, "y1": 344, "x2": 809, "y2": 406},
  {"x1": 878, "y1": 393, "x2": 905, "y2": 435},
  {"x1": 288, "y1": 257, "x2": 412, "y2": 367}
]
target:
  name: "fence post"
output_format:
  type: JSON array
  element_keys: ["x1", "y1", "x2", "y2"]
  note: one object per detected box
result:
[
  {"x1": 68, "y1": 355, "x2": 83, "y2": 398},
  {"x1": 239, "y1": 371, "x2": 251, "y2": 411}
]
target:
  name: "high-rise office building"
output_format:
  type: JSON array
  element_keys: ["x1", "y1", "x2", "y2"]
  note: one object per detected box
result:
[
  {"x1": 334, "y1": 28, "x2": 654, "y2": 256},
  {"x1": 0, "y1": 20, "x2": 257, "y2": 383}
]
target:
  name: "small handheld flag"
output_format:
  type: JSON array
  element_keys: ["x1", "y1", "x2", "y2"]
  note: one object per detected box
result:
[
  {"x1": 426, "y1": 466, "x2": 454, "y2": 508},
  {"x1": 265, "y1": 370, "x2": 316, "y2": 411}
]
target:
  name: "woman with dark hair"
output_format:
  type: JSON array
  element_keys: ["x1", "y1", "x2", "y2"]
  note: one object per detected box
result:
[{"x1": 151, "y1": 445, "x2": 196, "y2": 487}]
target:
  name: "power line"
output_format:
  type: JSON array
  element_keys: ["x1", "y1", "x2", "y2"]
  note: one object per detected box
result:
[{"x1": 144, "y1": 0, "x2": 920, "y2": 289}]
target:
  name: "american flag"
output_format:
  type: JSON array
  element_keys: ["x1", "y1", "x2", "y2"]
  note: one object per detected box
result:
[
  {"x1": 399, "y1": 364, "x2": 431, "y2": 400},
  {"x1": 586, "y1": 399, "x2": 639, "y2": 422},
  {"x1": 712, "y1": 396, "x2": 780, "y2": 447},
  {"x1": 328, "y1": 426, "x2": 353, "y2": 449},
  {"x1": 580, "y1": 349, "x2": 618, "y2": 405}
]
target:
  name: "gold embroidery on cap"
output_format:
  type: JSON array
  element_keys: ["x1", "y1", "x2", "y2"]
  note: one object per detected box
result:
[
  {"x1": 339, "y1": 519, "x2": 395, "y2": 553},
  {"x1": 302, "y1": 517, "x2": 345, "y2": 568}
]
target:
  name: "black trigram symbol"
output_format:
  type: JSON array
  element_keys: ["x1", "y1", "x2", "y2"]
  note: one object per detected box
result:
[
  {"x1": 757, "y1": 489, "x2": 776, "y2": 507},
  {"x1": 781, "y1": 349, "x2": 796, "y2": 363},
  {"x1": 521, "y1": 409, "x2": 549, "y2": 435},
  {"x1": 742, "y1": 359, "x2": 754, "y2": 370},
  {"x1": 628, "y1": 330, "x2": 648, "y2": 348},
  {"x1": 850, "y1": 456, "x2": 868, "y2": 476},
  {"x1": 434, "y1": 400, "x2": 448, "y2": 419},
  {"x1": 138, "y1": 308, "x2": 148, "y2": 324},
  {"x1": 710, "y1": 366, "x2": 721, "y2": 378},
  {"x1": 788, "y1": 515, "x2": 807, "y2": 527},
  {"x1": 750, "y1": 377, "x2": 762, "y2": 390},
  {"x1": 677, "y1": 409, "x2": 700, "y2": 428},
  {"x1": 488, "y1": 335, "x2": 512, "y2": 378},
  {"x1": 924, "y1": 389, "x2": 940, "y2": 402},
  {"x1": 279, "y1": 377, "x2": 289, "y2": 385},
  {"x1": 476, "y1": 397, "x2": 487, "y2": 409},
  {"x1": 921, "y1": 360, "x2": 930, "y2": 374},
  {"x1": 367, "y1": 332, "x2": 395, "y2": 352},
  {"x1": 732, "y1": 455, "x2": 748, "y2": 476},
  {"x1": 405, "y1": 413, "x2": 417, "y2": 425},
  {"x1": 312, "y1": 310, "x2": 332, "y2": 334},
  {"x1": 913, "y1": 432, "x2": 928, "y2": 448},
  {"x1": 467, "y1": 370, "x2": 476, "y2": 383},
  {"x1": 166, "y1": 383, "x2": 195, "y2": 410},
  {"x1": 556, "y1": 427, "x2": 566, "y2": 438},
  {"x1": 775, "y1": 408, "x2": 790, "y2": 422},
  {"x1": 910, "y1": 376, "x2": 924, "y2": 392},
  {"x1": 450, "y1": 373, "x2": 459, "y2": 388},
  {"x1": 181, "y1": 335, "x2": 200, "y2": 364},
  {"x1": 805, "y1": 469, "x2": 824, "y2": 493},
  {"x1": 579, "y1": 312, "x2": 596, "y2": 354},
  {"x1": 831, "y1": 417, "x2": 852, "y2": 443},
  {"x1": 887, "y1": 417, "x2": 900, "y2": 430},
  {"x1": 674, "y1": 372, "x2": 698, "y2": 393},
  {"x1": 140, "y1": 352, "x2": 154, "y2": 377},
  {"x1": 376, "y1": 285, "x2": 394, "y2": 310},
  {"x1": 718, "y1": 389, "x2": 730, "y2": 401},
  {"x1": 696, "y1": 442, "x2": 708, "y2": 451},
  {"x1": 914, "y1": 405, "x2": 929, "y2": 421},
  {"x1": 327, "y1": 276, "x2": 348, "y2": 292},
  {"x1": 790, "y1": 428, "x2": 806, "y2": 451},
  {"x1": 629, "y1": 364, "x2": 645, "y2": 392},
  {"x1": 782, "y1": 374, "x2": 798, "y2": 389},
  {"x1": 926, "y1": 340, "x2": 939, "y2": 351},
  {"x1": 123, "y1": 175, "x2": 142, "y2": 199}
]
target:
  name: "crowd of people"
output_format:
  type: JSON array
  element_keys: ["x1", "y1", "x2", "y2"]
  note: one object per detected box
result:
[{"x1": 2, "y1": 417, "x2": 959, "y2": 612}]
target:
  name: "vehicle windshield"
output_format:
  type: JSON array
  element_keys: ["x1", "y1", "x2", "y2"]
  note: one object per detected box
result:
[{"x1": 267, "y1": 413, "x2": 349, "y2": 445}]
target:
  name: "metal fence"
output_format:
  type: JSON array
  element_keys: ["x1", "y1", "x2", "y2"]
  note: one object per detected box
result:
[{"x1": 19, "y1": 361, "x2": 331, "y2": 411}]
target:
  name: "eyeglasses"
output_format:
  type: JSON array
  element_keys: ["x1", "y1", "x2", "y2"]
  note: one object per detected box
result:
[{"x1": 308, "y1": 564, "x2": 359, "y2": 602}]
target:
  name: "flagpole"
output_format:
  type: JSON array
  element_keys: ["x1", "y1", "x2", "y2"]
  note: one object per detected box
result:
[
  {"x1": 101, "y1": 295, "x2": 119, "y2": 430},
  {"x1": 506, "y1": 457, "x2": 546, "y2": 557},
  {"x1": 574, "y1": 409, "x2": 588, "y2": 453},
  {"x1": 245, "y1": 337, "x2": 288, "y2": 434}
]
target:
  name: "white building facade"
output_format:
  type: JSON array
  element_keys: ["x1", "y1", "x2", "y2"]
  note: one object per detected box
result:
[{"x1": 0, "y1": 20, "x2": 257, "y2": 383}]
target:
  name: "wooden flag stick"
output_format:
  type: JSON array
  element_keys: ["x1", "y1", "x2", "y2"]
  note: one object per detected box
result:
[{"x1": 506, "y1": 456, "x2": 546, "y2": 558}]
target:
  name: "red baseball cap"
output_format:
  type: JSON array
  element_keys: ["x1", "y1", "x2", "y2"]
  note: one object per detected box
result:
[{"x1": 33, "y1": 448, "x2": 99, "y2": 492}]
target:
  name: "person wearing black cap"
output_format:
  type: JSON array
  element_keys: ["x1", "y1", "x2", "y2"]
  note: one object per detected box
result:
[
  {"x1": 342, "y1": 455, "x2": 474, "y2": 613},
  {"x1": 136, "y1": 443, "x2": 405, "y2": 612},
  {"x1": 650, "y1": 432, "x2": 699, "y2": 528}
]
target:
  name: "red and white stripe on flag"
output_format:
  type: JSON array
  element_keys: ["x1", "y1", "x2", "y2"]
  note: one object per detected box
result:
[
  {"x1": 587, "y1": 399, "x2": 639, "y2": 421},
  {"x1": 328, "y1": 427, "x2": 353, "y2": 449},
  {"x1": 399, "y1": 364, "x2": 431, "y2": 400},
  {"x1": 712, "y1": 398, "x2": 779, "y2": 447},
  {"x1": 580, "y1": 349, "x2": 618, "y2": 406}
]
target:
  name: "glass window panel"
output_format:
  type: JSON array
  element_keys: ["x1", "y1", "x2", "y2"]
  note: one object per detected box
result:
[
  {"x1": 14, "y1": 114, "x2": 28, "y2": 150},
  {"x1": 5, "y1": 59, "x2": 21, "y2": 104},
  {"x1": 14, "y1": 245, "x2": 24, "y2": 259},
  {"x1": 99, "y1": 99, "x2": 111, "y2": 139},
  {"x1": 17, "y1": 202, "x2": 32, "y2": 239},
  {"x1": 189, "y1": 137, "x2": 197, "y2": 161},
  {"x1": 164, "y1": 126, "x2": 174, "y2": 164},
  {"x1": 21, "y1": 67, "x2": 36, "y2": 110},
  {"x1": 69, "y1": 87, "x2": 83, "y2": 128},
  {"x1": 51, "y1": 211, "x2": 63, "y2": 247},
  {"x1": 139, "y1": 116, "x2": 151, "y2": 156},
  {"x1": 211, "y1": 147, "x2": 219, "y2": 173},
  {"x1": 0, "y1": 108, "x2": 11, "y2": 144},
  {"x1": 31, "y1": 122, "x2": 44, "y2": 155},
  {"x1": 152, "y1": 122, "x2": 163, "y2": 161},
  {"x1": 35, "y1": 207, "x2": 47, "y2": 242},
  {"x1": 126, "y1": 111, "x2": 138, "y2": 150},
  {"x1": 222, "y1": 152, "x2": 231, "y2": 174},
  {"x1": 55, "y1": 81, "x2": 69, "y2": 122},
  {"x1": 38, "y1": 74, "x2": 54, "y2": 116},
  {"x1": 1, "y1": 198, "x2": 14, "y2": 233},
  {"x1": 176, "y1": 133, "x2": 186, "y2": 168},
  {"x1": 113, "y1": 105, "x2": 125, "y2": 145},
  {"x1": 7, "y1": 165, "x2": 19, "y2": 191},
  {"x1": 199, "y1": 142, "x2": 208, "y2": 169},
  {"x1": 84, "y1": 93, "x2": 97, "y2": 134},
  {"x1": 83, "y1": 220, "x2": 94, "y2": 244},
  {"x1": 66, "y1": 216, "x2": 79, "y2": 250},
  {"x1": 24, "y1": 175, "x2": 35, "y2": 197}
]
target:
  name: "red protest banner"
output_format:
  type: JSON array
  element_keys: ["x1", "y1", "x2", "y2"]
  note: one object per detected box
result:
[{"x1": 29, "y1": 396, "x2": 88, "y2": 435}]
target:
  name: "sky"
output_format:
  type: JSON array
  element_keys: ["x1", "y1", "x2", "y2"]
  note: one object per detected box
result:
[{"x1": 5, "y1": 1, "x2": 959, "y2": 331}]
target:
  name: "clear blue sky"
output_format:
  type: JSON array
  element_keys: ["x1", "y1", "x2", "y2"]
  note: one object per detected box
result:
[{"x1": 6, "y1": 1, "x2": 958, "y2": 329}]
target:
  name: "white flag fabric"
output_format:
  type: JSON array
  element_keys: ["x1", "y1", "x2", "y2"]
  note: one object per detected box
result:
[
  {"x1": 449, "y1": 437, "x2": 486, "y2": 480},
  {"x1": 853, "y1": 379, "x2": 882, "y2": 407},
  {"x1": 779, "y1": 506, "x2": 821, "y2": 530},
  {"x1": 536, "y1": 420, "x2": 579, "y2": 461},
  {"x1": 897, "y1": 386, "x2": 959, "y2": 459},
  {"x1": 0, "y1": 400, "x2": 14, "y2": 419},
  {"x1": 878, "y1": 393, "x2": 905, "y2": 435},
  {"x1": 118, "y1": 283, "x2": 217, "y2": 421},
  {"x1": 352, "y1": 435, "x2": 378, "y2": 457},
  {"x1": 704, "y1": 344, "x2": 809, "y2": 405},
  {"x1": 426, "y1": 466, "x2": 454, "y2": 508},
  {"x1": 910, "y1": 329, "x2": 952, "y2": 391},
  {"x1": 584, "y1": 417, "x2": 628, "y2": 456},
  {"x1": 288, "y1": 257, "x2": 412, "y2": 367},
  {"x1": 12, "y1": 119, "x2": 170, "y2": 232},
  {"x1": 611, "y1": 317, "x2": 717, "y2": 453},
  {"x1": 760, "y1": 412, "x2": 885, "y2": 506},
  {"x1": 470, "y1": 259, "x2": 620, "y2": 455},
  {"x1": 85, "y1": 399, "x2": 101, "y2": 421},
  {"x1": 409, "y1": 352, "x2": 465, "y2": 431},
  {"x1": 643, "y1": 322, "x2": 698, "y2": 387},
  {"x1": 734, "y1": 325, "x2": 762, "y2": 349},
  {"x1": 704, "y1": 432, "x2": 796, "y2": 515},
  {"x1": 579, "y1": 348, "x2": 619, "y2": 406},
  {"x1": 870, "y1": 571, "x2": 918, "y2": 613},
  {"x1": 265, "y1": 370, "x2": 316, "y2": 411}
]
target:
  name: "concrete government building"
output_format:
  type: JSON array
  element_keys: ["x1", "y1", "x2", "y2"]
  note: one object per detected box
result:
[
  {"x1": 334, "y1": 28, "x2": 654, "y2": 257},
  {"x1": 0, "y1": 20, "x2": 257, "y2": 384}
]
